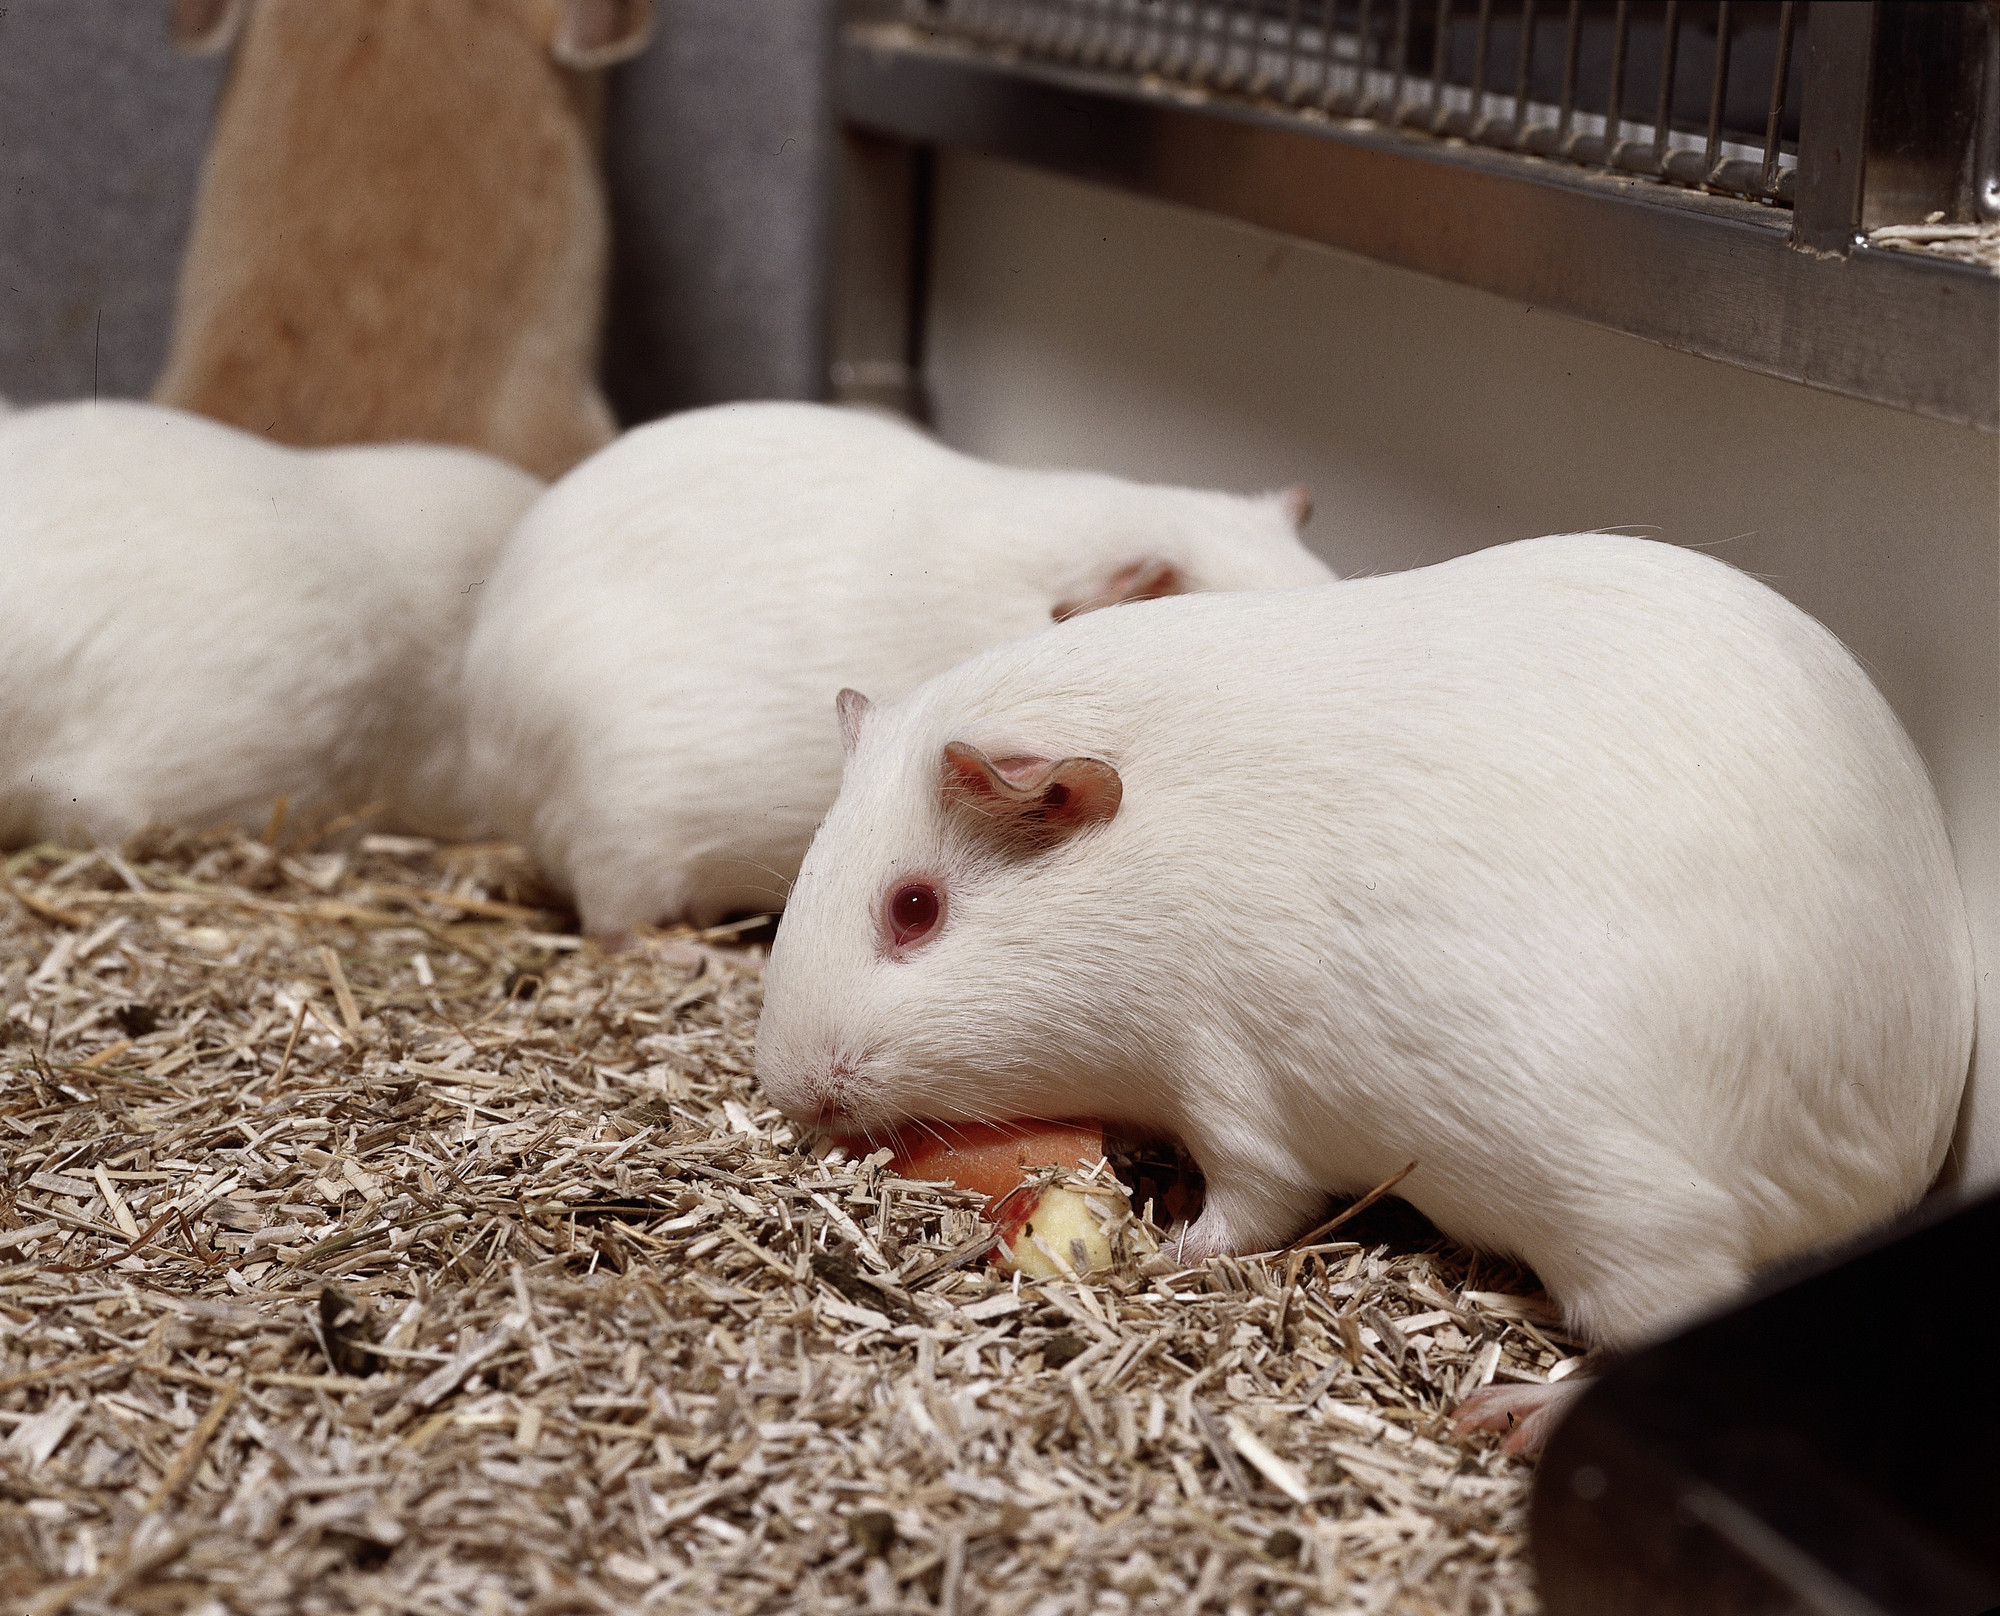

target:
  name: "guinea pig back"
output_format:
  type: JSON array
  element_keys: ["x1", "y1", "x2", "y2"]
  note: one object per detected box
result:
[
  {"x1": 461, "y1": 401, "x2": 1331, "y2": 940},
  {"x1": 152, "y1": 0, "x2": 655, "y2": 481}
]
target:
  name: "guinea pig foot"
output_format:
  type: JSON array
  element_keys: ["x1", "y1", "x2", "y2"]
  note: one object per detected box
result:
[
  {"x1": 1450, "y1": 1380, "x2": 1586, "y2": 1459},
  {"x1": 1165, "y1": 1210, "x2": 1255, "y2": 1264},
  {"x1": 1168, "y1": 1180, "x2": 1317, "y2": 1262}
]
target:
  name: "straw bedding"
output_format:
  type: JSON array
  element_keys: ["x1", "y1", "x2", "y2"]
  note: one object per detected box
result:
[
  {"x1": 1, "y1": 829, "x2": 1568, "y2": 1614},
  {"x1": 1866, "y1": 220, "x2": 2000, "y2": 271}
]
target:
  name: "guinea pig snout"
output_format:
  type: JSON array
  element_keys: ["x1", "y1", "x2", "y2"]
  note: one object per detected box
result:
[{"x1": 795, "y1": 1049, "x2": 867, "y2": 1132}]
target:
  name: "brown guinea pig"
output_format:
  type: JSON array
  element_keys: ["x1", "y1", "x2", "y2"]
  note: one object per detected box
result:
[{"x1": 152, "y1": 0, "x2": 654, "y2": 481}]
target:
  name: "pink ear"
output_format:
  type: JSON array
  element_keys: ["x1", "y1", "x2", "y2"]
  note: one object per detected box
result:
[
  {"x1": 941, "y1": 742, "x2": 1122, "y2": 853},
  {"x1": 171, "y1": 0, "x2": 246, "y2": 55},
  {"x1": 1052, "y1": 556, "x2": 1184, "y2": 623},
  {"x1": 551, "y1": 0, "x2": 657, "y2": 67},
  {"x1": 1281, "y1": 485, "x2": 1313, "y2": 529},
  {"x1": 836, "y1": 689, "x2": 872, "y2": 755}
]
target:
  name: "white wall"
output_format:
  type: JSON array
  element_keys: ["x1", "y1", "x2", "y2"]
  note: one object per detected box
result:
[{"x1": 924, "y1": 149, "x2": 2000, "y2": 1192}]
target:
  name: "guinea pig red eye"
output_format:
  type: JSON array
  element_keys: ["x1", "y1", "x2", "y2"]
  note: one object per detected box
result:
[{"x1": 886, "y1": 881, "x2": 942, "y2": 950}]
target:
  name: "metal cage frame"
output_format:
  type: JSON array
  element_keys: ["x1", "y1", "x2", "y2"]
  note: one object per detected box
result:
[{"x1": 828, "y1": 0, "x2": 2000, "y2": 431}]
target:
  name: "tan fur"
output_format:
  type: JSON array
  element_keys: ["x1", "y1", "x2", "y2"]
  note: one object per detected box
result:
[{"x1": 153, "y1": 0, "x2": 648, "y2": 480}]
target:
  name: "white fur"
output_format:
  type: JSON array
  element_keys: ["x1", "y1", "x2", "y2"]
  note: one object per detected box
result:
[
  {"x1": 756, "y1": 534, "x2": 1974, "y2": 1351},
  {"x1": 0, "y1": 400, "x2": 541, "y2": 847},
  {"x1": 462, "y1": 401, "x2": 1332, "y2": 933}
]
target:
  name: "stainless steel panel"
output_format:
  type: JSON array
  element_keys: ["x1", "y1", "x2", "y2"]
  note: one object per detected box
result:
[{"x1": 829, "y1": 131, "x2": 935, "y2": 419}]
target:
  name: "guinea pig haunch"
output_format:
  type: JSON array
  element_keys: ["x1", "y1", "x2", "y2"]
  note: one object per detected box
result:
[
  {"x1": 756, "y1": 534, "x2": 1972, "y2": 1372},
  {"x1": 0, "y1": 401, "x2": 541, "y2": 848}
]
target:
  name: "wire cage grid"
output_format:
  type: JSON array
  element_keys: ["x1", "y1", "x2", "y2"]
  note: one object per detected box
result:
[{"x1": 882, "y1": 0, "x2": 1803, "y2": 206}]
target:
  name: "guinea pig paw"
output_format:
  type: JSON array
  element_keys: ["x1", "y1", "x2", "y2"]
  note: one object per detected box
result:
[
  {"x1": 1450, "y1": 1380, "x2": 1586, "y2": 1460},
  {"x1": 1168, "y1": 1169, "x2": 1325, "y2": 1261},
  {"x1": 1162, "y1": 1213, "x2": 1239, "y2": 1264},
  {"x1": 1168, "y1": 1204, "x2": 1278, "y2": 1263}
]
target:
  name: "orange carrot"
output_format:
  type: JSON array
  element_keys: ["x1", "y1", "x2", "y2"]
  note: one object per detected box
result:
[{"x1": 842, "y1": 1120, "x2": 1107, "y2": 1240}]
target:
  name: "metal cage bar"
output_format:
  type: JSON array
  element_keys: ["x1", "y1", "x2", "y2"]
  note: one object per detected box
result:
[
  {"x1": 884, "y1": 0, "x2": 1820, "y2": 204},
  {"x1": 839, "y1": 0, "x2": 1998, "y2": 428}
]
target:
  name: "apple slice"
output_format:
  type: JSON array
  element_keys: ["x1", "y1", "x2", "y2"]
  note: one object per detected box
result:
[{"x1": 1000, "y1": 1184, "x2": 1116, "y2": 1279}]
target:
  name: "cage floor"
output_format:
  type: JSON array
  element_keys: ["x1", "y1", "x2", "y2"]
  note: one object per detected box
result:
[{"x1": 2, "y1": 831, "x2": 1557, "y2": 1614}]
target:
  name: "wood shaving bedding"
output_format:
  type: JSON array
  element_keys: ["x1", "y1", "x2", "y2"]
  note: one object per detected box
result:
[{"x1": 1, "y1": 827, "x2": 1556, "y2": 1613}]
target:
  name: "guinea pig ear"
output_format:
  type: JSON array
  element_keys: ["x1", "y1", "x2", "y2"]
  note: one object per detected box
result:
[
  {"x1": 551, "y1": 0, "x2": 657, "y2": 68},
  {"x1": 170, "y1": 0, "x2": 247, "y2": 55},
  {"x1": 836, "y1": 688, "x2": 872, "y2": 756},
  {"x1": 1279, "y1": 485, "x2": 1313, "y2": 530},
  {"x1": 941, "y1": 742, "x2": 1122, "y2": 853},
  {"x1": 1052, "y1": 556, "x2": 1185, "y2": 623}
]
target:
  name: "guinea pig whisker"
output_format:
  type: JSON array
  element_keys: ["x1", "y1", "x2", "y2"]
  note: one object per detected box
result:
[
  {"x1": 713, "y1": 857, "x2": 796, "y2": 897},
  {"x1": 721, "y1": 880, "x2": 791, "y2": 905},
  {"x1": 903, "y1": 1116, "x2": 956, "y2": 1152}
]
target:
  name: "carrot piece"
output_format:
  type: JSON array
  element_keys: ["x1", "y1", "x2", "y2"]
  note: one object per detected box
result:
[
  {"x1": 835, "y1": 1119, "x2": 1108, "y2": 1243},
  {"x1": 890, "y1": 1120, "x2": 1106, "y2": 1208}
]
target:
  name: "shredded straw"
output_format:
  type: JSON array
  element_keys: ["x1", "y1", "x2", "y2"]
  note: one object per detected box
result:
[{"x1": 1, "y1": 827, "x2": 1564, "y2": 1612}]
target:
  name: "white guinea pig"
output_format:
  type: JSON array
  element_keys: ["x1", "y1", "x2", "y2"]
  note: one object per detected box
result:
[
  {"x1": 461, "y1": 401, "x2": 1330, "y2": 937},
  {"x1": 0, "y1": 400, "x2": 541, "y2": 848},
  {"x1": 757, "y1": 533, "x2": 1972, "y2": 1366}
]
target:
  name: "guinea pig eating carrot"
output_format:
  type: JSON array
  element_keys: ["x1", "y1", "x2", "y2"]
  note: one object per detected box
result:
[{"x1": 755, "y1": 532, "x2": 1972, "y2": 1453}]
